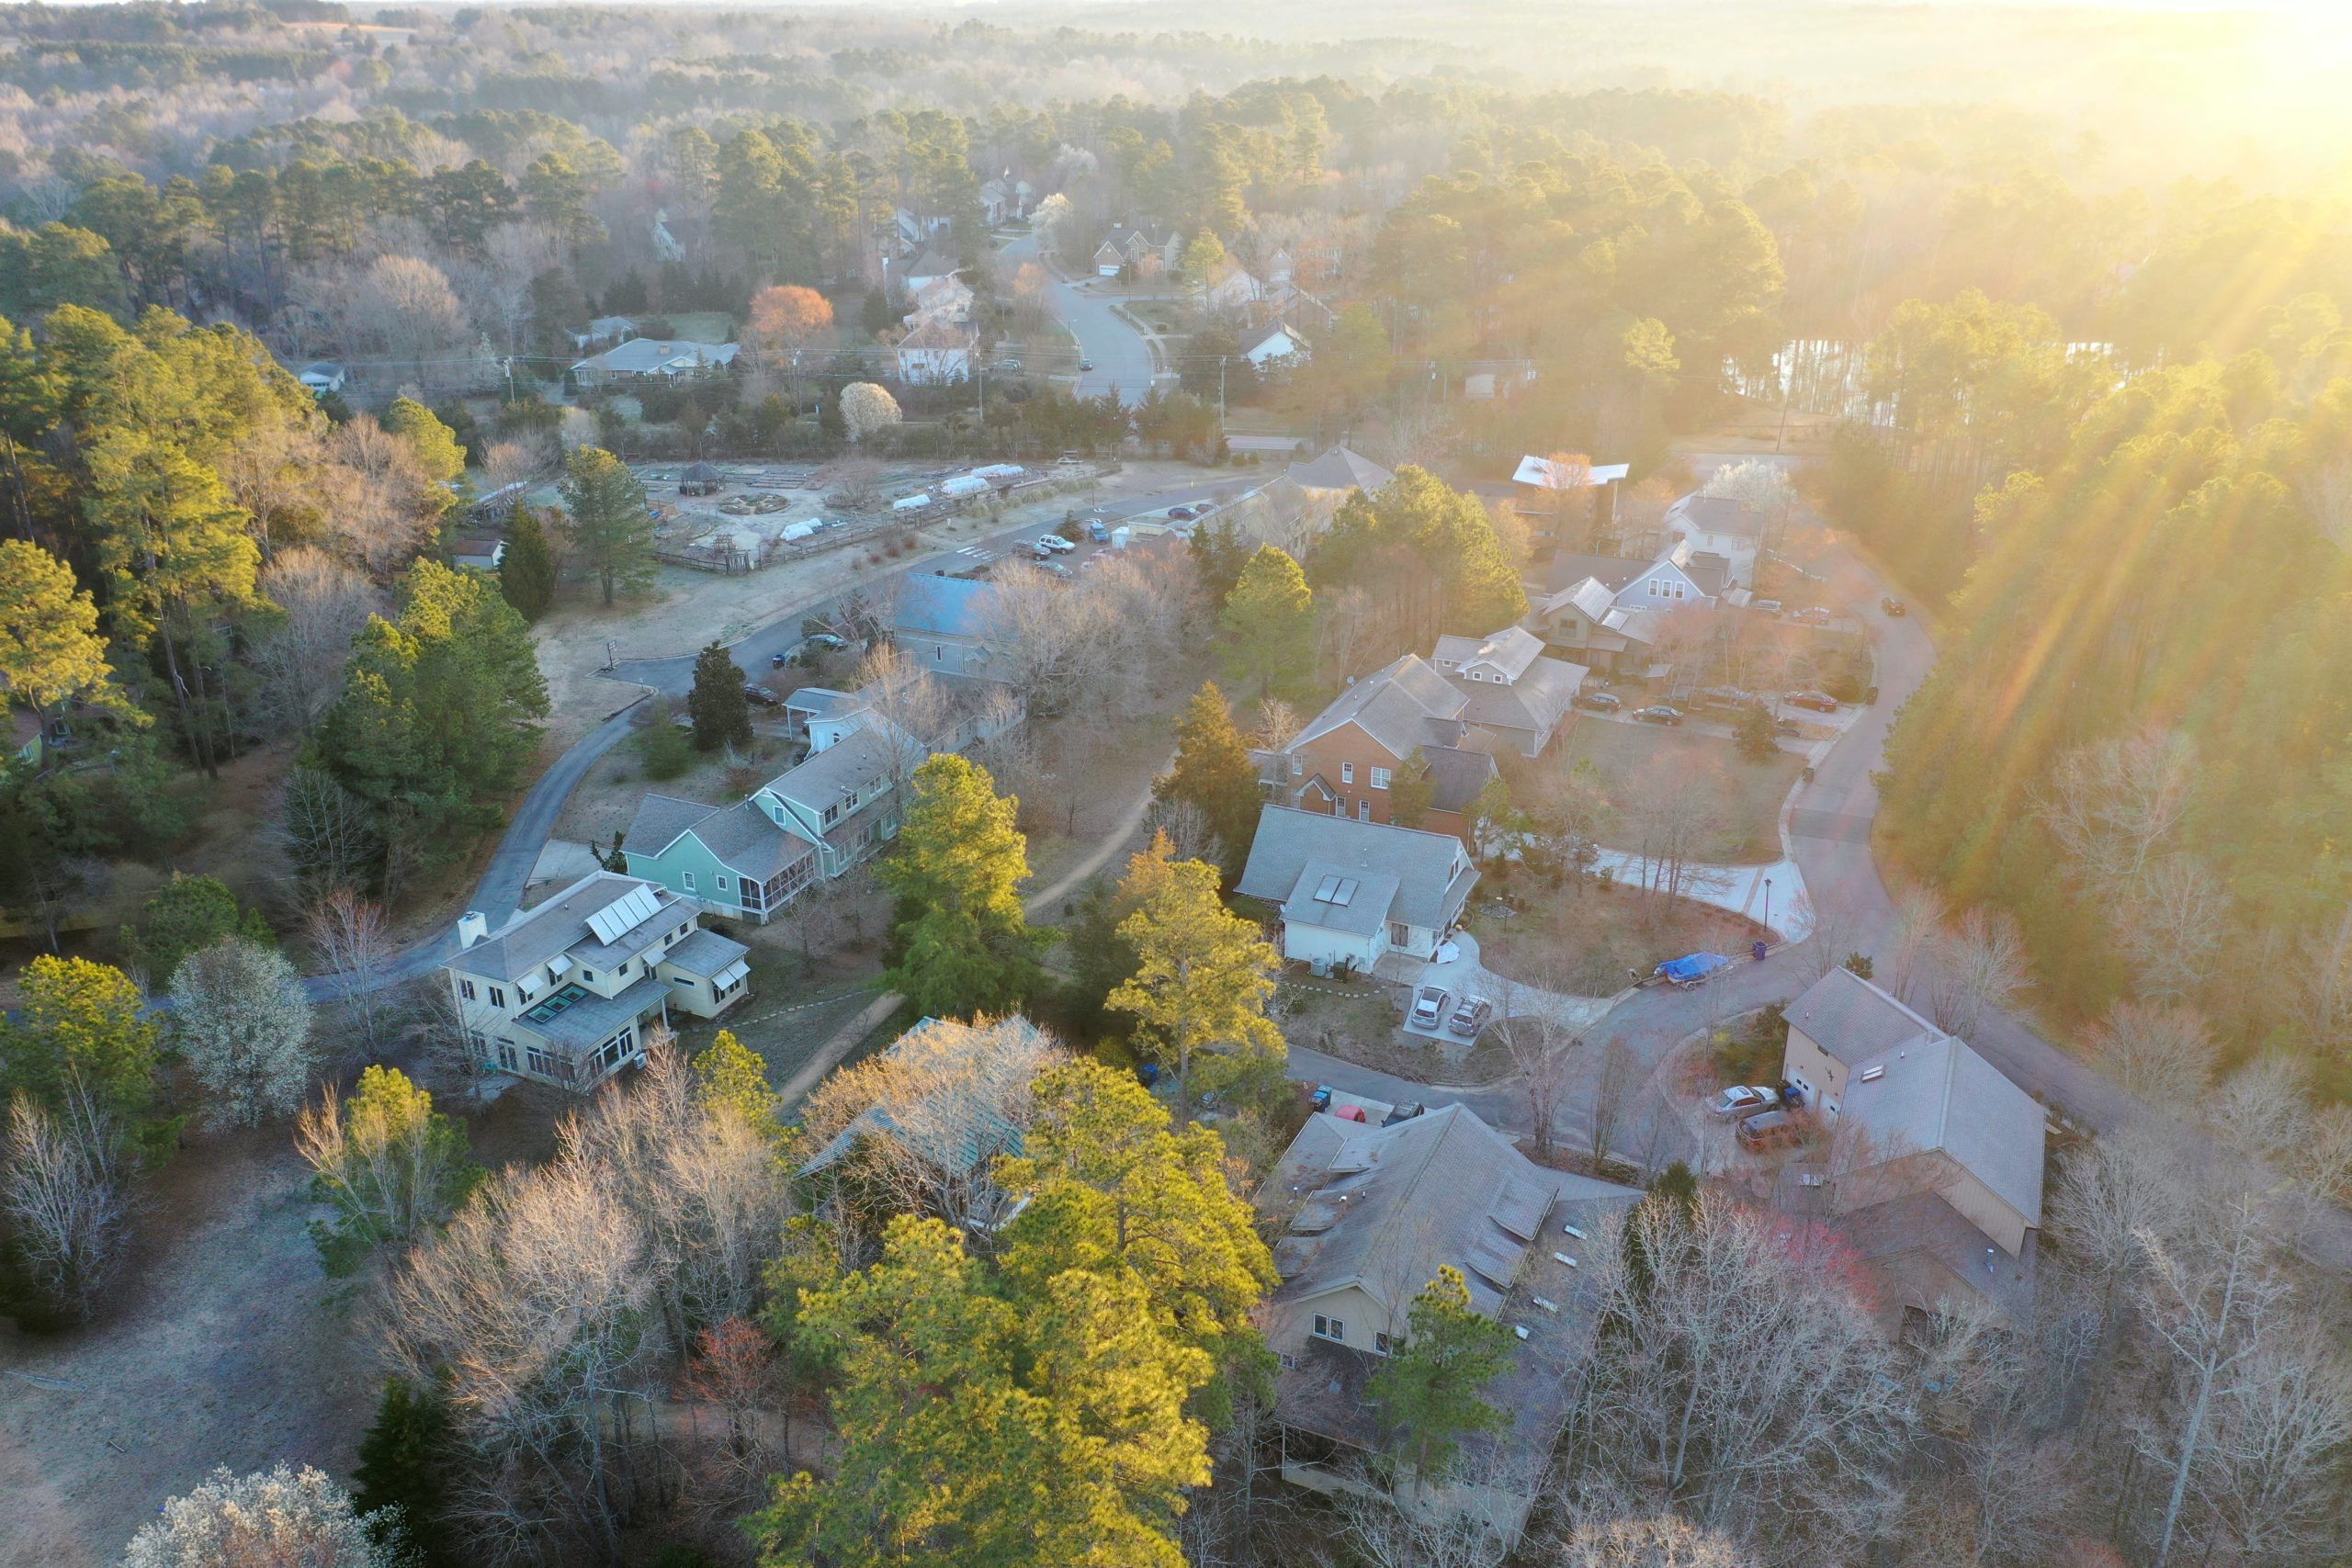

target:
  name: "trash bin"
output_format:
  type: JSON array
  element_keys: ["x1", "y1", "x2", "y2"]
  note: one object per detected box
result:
[{"x1": 1752, "y1": 940, "x2": 1769, "y2": 962}]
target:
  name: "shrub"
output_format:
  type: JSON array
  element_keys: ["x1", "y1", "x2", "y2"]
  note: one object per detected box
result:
[{"x1": 634, "y1": 716, "x2": 697, "y2": 781}]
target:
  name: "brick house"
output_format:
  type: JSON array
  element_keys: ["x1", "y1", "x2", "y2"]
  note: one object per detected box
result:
[{"x1": 1261, "y1": 655, "x2": 1498, "y2": 842}]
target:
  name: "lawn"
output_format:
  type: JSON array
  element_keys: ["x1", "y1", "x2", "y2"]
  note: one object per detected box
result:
[
  {"x1": 1467, "y1": 870, "x2": 1767, "y2": 996},
  {"x1": 1526, "y1": 715, "x2": 1802, "y2": 863}
]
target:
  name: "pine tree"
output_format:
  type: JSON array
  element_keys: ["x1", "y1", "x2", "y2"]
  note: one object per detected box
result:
[
  {"x1": 1154, "y1": 682, "x2": 1263, "y2": 885},
  {"x1": 878, "y1": 754, "x2": 1047, "y2": 1019},
  {"x1": 1367, "y1": 1265, "x2": 1514, "y2": 1495},
  {"x1": 1734, "y1": 701, "x2": 1780, "y2": 763},
  {"x1": 1217, "y1": 545, "x2": 1316, "y2": 699},
  {"x1": 122, "y1": 872, "x2": 269, "y2": 988},
  {"x1": 688, "y1": 640, "x2": 752, "y2": 751},
  {"x1": 2, "y1": 954, "x2": 158, "y2": 1118},
  {"x1": 1105, "y1": 834, "x2": 1283, "y2": 1118},
  {"x1": 497, "y1": 507, "x2": 556, "y2": 622},
  {"x1": 560, "y1": 445, "x2": 656, "y2": 605},
  {"x1": 351, "y1": 1377, "x2": 457, "y2": 1567},
  {"x1": 691, "y1": 1029, "x2": 783, "y2": 1142}
]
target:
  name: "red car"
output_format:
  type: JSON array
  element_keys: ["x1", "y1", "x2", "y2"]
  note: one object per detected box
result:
[{"x1": 1784, "y1": 690, "x2": 1840, "y2": 713}]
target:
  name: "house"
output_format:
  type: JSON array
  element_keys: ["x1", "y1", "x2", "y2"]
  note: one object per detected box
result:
[
  {"x1": 1263, "y1": 655, "x2": 1487, "y2": 833},
  {"x1": 569, "y1": 316, "x2": 639, "y2": 350},
  {"x1": 800, "y1": 1014, "x2": 1050, "y2": 1231},
  {"x1": 901, "y1": 247, "x2": 958, "y2": 296},
  {"x1": 450, "y1": 535, "x2": 506, "y2": 573},
  {"x1": 1666, "y1": 492, "x2": 1765, "y2": 581},
  {"x1": 896, "y1": 316, "x2": 978, "y2": 386},
  {"x1": 1264, "y1": 246, "x2": 1295, "y2": 287},
  {"x1": 1527, "y1": 542, "x2": 1721, "y2": 674},
  {"x1": 1780, "y1": 968, "x2": 2048, "y2": 1320},
  {"x1": 625, "y1": 795, "x2": 821, "y2": 924},
  {"x1": 1428, "y1": 626, "x2": 1587, "y2": 758},
  {"x1": 978, "y1": 175, "x2": 1035, "y2": 226},
  {"x1": 1244, "y1": 325, "x2": 1307, "y2": 368},
  {"x1": 1510, "y1": 454, "x2": 1628, "y2": 542},
  {"x1": 893, "y1": 207, "x2": 954, "y2": 254},
  {"x1": 571, "y1": 337, "x2": 739, "y2": 389},
  {"x1": 1288, "y1": 445, "x2": 1394, "y2": 499},
  {"x1": 1237, "y1": 806, "x2": 1478, "y2": 975},
  {"x1": 751, "y1": 722, "x2": 926, "y2": 880},
  {"x1": 888, "y1": 573, "x2": 1002, "y2": 677},
  {"x1": 905, "y1": 273, "x2": 974, "y2": 326},
  {"x1": 1196, "y1": 260, "x2": 1264, "y2": 314},
  {"x1": 445, "y1": 873, "x2": 751, "y2": 1090},
  {"x1": 1091, "y1": 239, "x2": 1126, "y2": 278},
  {"x1": 297, "y1": 361, "x2": 345, "y2": 396},
  {"x1": 9, "y1": 708, "x2": 44, "y2": 771},
  {"x1": 1259, "y1": 1102, "x2": 1639, "y2": 1541}
]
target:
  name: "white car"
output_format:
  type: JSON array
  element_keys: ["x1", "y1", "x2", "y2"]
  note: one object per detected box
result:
[
  {"x1": 1710, "y1": 1085, "x2": 1782, "y2": 1121},
  {"x1": 1409, "y1": 986, "x2": 1449, "y2": 1029},
  {"x1": 1035, "y1": 533, "x2": 1076, "y2": 553}
]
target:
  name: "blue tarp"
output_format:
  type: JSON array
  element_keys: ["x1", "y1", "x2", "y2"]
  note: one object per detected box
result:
[{"x1": 1657, "y1": 953, "x2": 1736, "y2": 984}]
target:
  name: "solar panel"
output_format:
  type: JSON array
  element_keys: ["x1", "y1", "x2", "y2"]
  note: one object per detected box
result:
[
  {"x1": 1313, "y1": 874, "x2": 1358, "y2": 908},
  {"x1": 587, "y1": 884, "x2": 661, "y2": 945}
]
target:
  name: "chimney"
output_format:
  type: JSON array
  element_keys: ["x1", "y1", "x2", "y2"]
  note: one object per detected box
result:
[{"x1": 458, "y1": 911, "x2": 489, "y2": 949}]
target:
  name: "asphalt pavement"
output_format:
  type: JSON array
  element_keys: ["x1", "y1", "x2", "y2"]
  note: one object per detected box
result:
[{"x1": 999, "y1": 229, "x2": 1164, "y2": 407}]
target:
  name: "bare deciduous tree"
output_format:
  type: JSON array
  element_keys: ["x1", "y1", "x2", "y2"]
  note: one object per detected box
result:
[
  {"x1": 1586, "y1": 1036, "x2": 1642, "y2": 1169},
  {"x1": 306, "y1": 886, "x2": 392, "y2": 1056},
  {"x1": 2290, "y1": 903, "x2": 2352, "y2": 1059},
  {"x1": 2077, "y1": 1000, "x2": 2215, "y2": 1107},
  {"x1": 1885, "y1": 882, "x2": 1948, "y2": 1006},
  {"x1": 1920, "y1": 906, "x2": 2030, "y2": 1042},
  {"x1": 0, "y1": 1092, "x2": 130, "y2": 1323},
  {"x1": 277, "y1": 765, "x2": 384, "y2": 893},
  {"x1": 254, "y1": 546, "x2": 381, "y2": 732},
  {"x1": 1558, "y1": 1511, "x2": 1755, "y2": 1568},
  {"x1": 2034, "y1": 728, "x2": 2196, "y2": 892},
  {"x1": 1143, "y1": 795, "x2": 1224, "y2": 873},
  {"x1": 2112, "y1": 855, "x2": 2229, "y2": 1004}
]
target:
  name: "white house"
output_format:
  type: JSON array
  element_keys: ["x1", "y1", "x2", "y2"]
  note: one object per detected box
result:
[
  {"x1": 297, "y1": 361, "x2": 345, "y2": 396},
  {"x1": 571, "y1": 337, "x2": 739, "y2": 388},
  {"x1": 444, "y1": 874, "x2": 751, "y2": 1090},
  {"x1": 901, "y1": 247, "x2": 958, "y2": 295},
  {"x1": 569, "y1": 316, "x2": 639, "y2": 350},
  {"x1": 1244, "y1": 325, "x2": 1307, "y2": 368},
  {"x1": 1237, "y1": 806, "x2": 1479, "y2": 976},
  {"x1": 1197, "y1": 261, "x2": 1264, "y2": 314},
  {"x1": 1666, "y1": 492, "x2": 1765, "y2": 583},
  {"x1": 896, "y1": 316, "x2": 978, "y2": 386}
]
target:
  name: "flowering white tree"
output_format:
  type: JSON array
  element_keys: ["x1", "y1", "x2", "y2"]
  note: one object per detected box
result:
[
  {"x1": 840, "y1": 381, "x2": 902, "y2": 443},
  {"x1": 125, "y1": 1463, "x2": 389, "y2": 1568},
  {"x1": 169, "y1": 938, "x2": 318, "y2": 1124}
]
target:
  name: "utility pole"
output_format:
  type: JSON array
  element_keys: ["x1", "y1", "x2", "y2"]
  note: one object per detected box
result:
[{"x1": 1218, "y1": 355, "x2": 1227, "y2": 421}]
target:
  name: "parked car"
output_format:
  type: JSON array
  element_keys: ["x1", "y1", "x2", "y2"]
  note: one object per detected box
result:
[
  {"x1": 1792, "y1": 606, "x2": 1834, "y2": 626},
  {"x1": 1774, "y1": 716, "x2": 1802, "y2": 737},
  {"x1": 1031, "y1": 540, "x2": 1057, "y2": 558},
  {"x1": 1749, "y1": 598, "x2": 1783, "y2": 615},
  {"x1": 990, "y1": 357, "x2": 1023, "y2": 372},
  {"x1": 1710, "y1": 1085, "x2": 1783, "y2": 1121},
  {"x1": 804, "y1": 632, "x2": 846, "y2": 653},
  {"x1": 1078, "y1": 358, "x2": 1095, "y2": 371},
  {"x1": 1409, "y1": 986, "x2": 1449, "y2": 1028},
  {"x1": 1695, "y1": 685, "x2": 1758, "y2": 710},
  {"x1": 1167, "y1": 505, "x2": 1196, "y2": 520},
  {"x1": 1574, "y1": 690, "x2": 1623, "y2": 713},
  {"x1": 741, "y1": 683, "x2": 782, "y2": 707},
  {"x1": 1087, "y1": 520, "x2": 1110, "y2": 542},
  {"x1": 1784, "y1": 690, "x2": 1840, "y2": 713},
  {"x1": 1447, "y1": 997, "x2": 1493, "y2": 1036},
  {"x1": 1038, "y1": 559, "x2": 1070, "y2": 575},
  {"x1": 1736, "y1": 1108, "x2": 1799, "y2": 1150},
  {"x1": 1632, "y1": 705, "x2": 1685, "y2": 726},
  {"x1": 1035, "y1": 533, "x2": 1075, "y2": 553},
  {"x1": 1056, "y1": 453, "x2": 1086, "y2": 466},
  {"x1": 1881, "y1": 596, "x2": 1907, "y2": 616}
]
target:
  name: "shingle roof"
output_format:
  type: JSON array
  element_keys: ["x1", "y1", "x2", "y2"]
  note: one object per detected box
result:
[
  {"x1": 905, "y1": 247, "x2": 957, "y2": 279},
  {"x1": 1281, "y1": 859, "x2": 1402, "y2": 937},
  {"x1": 578, "y1": 338, "x2": 738, "y2": 375},
  {"x1": 1546, "y1": 549, "x2": 1655, "y2": 595},
  {"x1": 763, "y1": 723, "x2": 923, "y2": 815},
  {"x1": 899, "y1": 315, "x2": 978, "y2": 353},
  {"x1": 627, "y1": 793, "x2": 719, "y2": 856},
  {"x1": 456, "y1": 873, "x2": 684, "y2": 984},
  {"x1": 1843, "y1": 1033, "x2": 2046, "y2": 1228},
  {"x1": 1291, "y1": 655, "x2": 1466, "y2": 758},
  {"x1": 1287, "y1": 446, "x2": 1394, "y2": 493},
  {"x1": 892, "y1": 574, "x2": 997, "y2": 640},
  {"x1": 694, "y1": 799, "x2": 815, "y2": 880},
  {"x1": 662, "y1": 927, "x2": 750, "y2": 978},
  {"x1": 1451, "y1": 655, "x2": 1586, "y2": 738},
  {"x1": 1786, "y1": 967, "x2": 1939, "y2": 1066},
  {"x1": 1432, "y1": 625, "x2": 1545, "y2": 682},
  {"x1": 1419, "y1": 745, "x2": 1498, "y2": 815},
  {"x1": 1238, "y1": 807, "x2": 1477, "y2": 932},
  {"x1": 1679, "y1": 492, "x2": 1763, "y2": 538}
]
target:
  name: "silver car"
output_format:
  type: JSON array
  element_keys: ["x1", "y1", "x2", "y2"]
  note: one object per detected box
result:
[{"x1": 1409, "y1": 986, "x2": 1448, "y2": 1028}]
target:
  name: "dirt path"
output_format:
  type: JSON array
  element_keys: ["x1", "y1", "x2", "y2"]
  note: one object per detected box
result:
[
  {"x1": 0, "y1": 1128, "x2": 379, "y2": 1568},
  {"x1": 1022, "y1": 747, "x2": 1173, "y2": 916}
]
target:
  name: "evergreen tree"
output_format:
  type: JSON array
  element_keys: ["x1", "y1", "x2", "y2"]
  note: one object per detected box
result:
[
  {"x1": 1734, "y1": 701, "x2": 1780, "y2": 763},
  {"x1": 560, "y1": 445, "x2": 656, "y2": 605},
  {"x1": 691, "y1": 1029, "x2": 783, "y2": 1143},
  {"x1": 122, "y1": 872, "x2": 269, "y2": 988},
  {"x1": 878, "y1": 754, "x2": 1047, "y2": 1019},
  {"x1": 1, "y1": 954, "x2": 158, "y2": 1118},
  {"x1": 1105, "y1": 835, "x2": 1283, "y2": 1118},
  {"x1": 319, "y1": 559, "x2": 549, "y2": 861},
  {"x1": 1367, "y1": 1265, "x2": 1514, "y2": 1494},
  {"x1": 1057, "y1": 879, "x2": 1144, "y2": 1038},
  {"x1": 1153, "y1": 683, "x2": 1263, "y2": 885},
  {"x1": 688, "y1": 640, "x2": 752, "y2": 752},
  {"x1": 351, "y1": 1377, "x2": 457, "y2": 1567},
  {"x1": 1217, "y1": 545, "x2": 1316, "y2": 699},
  {"x1": 382, "y1": 398, "x2": 468, "y2": 524},
  {"x1": 1388, "y1": 748, "x2": 1436, "y2": 828},
  {"x1": 0, "y1": 538, "x2": 131, "y2": 725},
  {"x1": 1186, "y1": 516, "x2": 1253, "y2": 603},
  {"x1": 497, "y1": 507, "x2": 556, "y2": 622}
]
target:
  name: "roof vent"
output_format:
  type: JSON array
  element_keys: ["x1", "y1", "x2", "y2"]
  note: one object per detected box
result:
[
  {"x1": 1860, "y1": 1066, "x2": 1887, "y2": 1083},
  {"x1": 1561, "y1": 1222, "x2": 1587, "y2": 1239}
]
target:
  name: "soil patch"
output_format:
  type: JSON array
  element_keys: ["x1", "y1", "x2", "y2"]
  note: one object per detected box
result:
[
  {"x1": 1516, "y1": 717, "x2": 1801, "y2": 863},
  {"x1": 1468, "y1": 874, "x2": 1766, "y2": 995}
]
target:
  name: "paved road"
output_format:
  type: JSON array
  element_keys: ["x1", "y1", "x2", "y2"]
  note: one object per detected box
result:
[{"x1": 1000, "y1": 230, "x2": 1163, "y2": 407}]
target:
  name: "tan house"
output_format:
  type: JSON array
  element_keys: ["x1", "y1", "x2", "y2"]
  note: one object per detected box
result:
[
  {"x1": 1780, "y1": 968, "x2": 2048, "y2": 1319},
  {"x1": 1258, "y1": 1103, "x2": 1639, "y2": 1543}
]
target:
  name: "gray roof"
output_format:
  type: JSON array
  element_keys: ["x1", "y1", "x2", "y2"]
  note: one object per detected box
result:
[
  {"x1": 1683, "y1": 551, "x2": 1731, "y2": 599},
  {"x1": 1843, "y1": 1033, "x2": 2046, "y2": 1228},
  {"x1": 1287, "y1": 446, "x2": 1394, "y2": 493},
  {"x1": 628, "y1": 793, "x2": 719, "y2": 855},
  {"x1": 906, "y1": 246, "x2": 957, "y2": 279},
  {"x1": 892, "y1": 574, "x2": 997, "y2": 640},
  {"x1": 1433, "y1": 625, "x2": 1544, "y2": 682},
  {"x1": 1679, "y1": 492, "x2": 1763, "y2": 538},
  {"x1": 1547, "y1": 549, "x2": 1655, "y2": 595},
  {"x1": 1419, "y1": 745, "x2": 1498, "y2": 815},
  {"x1": 627, "y1": 795, "x2": 813, "y2": 882},
  {"x1": 1786, "y1": 967, "x2": 1939, "y2": 1066},
  {"x1": 1291, "y1": 655, "x2": 1466, "y2": 757},
  {"x1": 1282, "y1": 859, "x2": 1403, "y2": 937},
  {"x1": 1451, "y1": 655, "x2": 1586, "y2": 739},
  {"x1": 579, "y1": 337, "x2": 738, "y2": 375},
  {"x1": 763, "y1": 723, "x2": 922, "y2": 815},
  {"x1": 1238, "y1": 807, "x2": 1478, "y2": 932},
  {"x1": 786, "y1": 686, "x2": 860, "y2": 717},
  {"x1": 517, "y1": 974, "x2": 671, "y2": 1053},
  {"x1": 457, "y1": 873, "x2": 686, "y2": 984},
  {"x1": 801, "y1": 1016, "x2": 1044, "y2": 1178},
  {"x1": 662, "y1": 927, "x2": 750, "y2": 978}
]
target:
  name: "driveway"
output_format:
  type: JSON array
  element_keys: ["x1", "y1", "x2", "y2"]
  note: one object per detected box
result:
[{"x1": 1000, "y1": 230, "x2": 1163, "y2": 407}]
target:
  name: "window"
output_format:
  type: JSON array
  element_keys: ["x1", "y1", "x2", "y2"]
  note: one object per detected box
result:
[
  {"x1": 1313, "y1": 1314, "x2": 1345, "y2": 1343},
  {"x1": 488, "y1": 987, "x2": 506, "y2": 1009},
  {"x1": 616, "y1": 961, "x2": 630, "y2": 977},
  {"x1": 1370, "y1": 767, "x2": 1392, "y2": 790},
  {"x1": 683, "y1": 871, "x2": 697, "y2": 892},
  {"x1": 1376, "y1": 1332, "x2": 1396, "y2": 1355},
  {"x1": 1278, "y1": 1351, "x2": 1299, "y2": 1371},
  {"x1": 821, "y1": 803, "x2": 840, "y2": 826},
  {"x1": 1290, "y1": 755, "x2": 1304, "y2": 777},
  {"x1": 1340, "y1": 761, "x2": 1354, "y2": 784},
  {"x1": 716, "y1": 874, "x2": 730, "y2": 892},
  {"x1": 579, "y1": 969, "x2": 595, "y2": 983},
  {"x1": 495, "y1": 1042, "x2": 517, "y2": 1071},
  {"x1": 1389, "y1": 921, "x2": 1410, "y2": 946},
  {"x1": 458, "y1": 978, "x2": 478, "y2": 1001}
]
